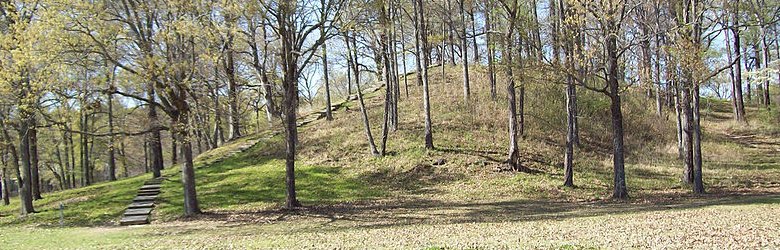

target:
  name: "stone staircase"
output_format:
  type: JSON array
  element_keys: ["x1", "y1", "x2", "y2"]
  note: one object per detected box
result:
[{"x1": 119, "y1": 178, "x2": 164, "y2": 226}]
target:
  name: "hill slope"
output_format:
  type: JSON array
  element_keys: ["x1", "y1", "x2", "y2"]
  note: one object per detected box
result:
[{"x1": 1, "y1": 65, "x2": 779, "y2": 248}]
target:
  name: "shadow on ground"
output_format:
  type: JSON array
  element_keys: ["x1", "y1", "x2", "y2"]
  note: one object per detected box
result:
[{"x1": 164, "y1": 188, "x2": 780, "y2": 235}]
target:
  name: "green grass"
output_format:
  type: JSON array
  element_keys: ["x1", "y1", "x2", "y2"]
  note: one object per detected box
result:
[
  {"x1": 0, "y1": 173, "x2": 149, "y2": 226},
  {"x1": 156, "y1": 135, "x2": 386, "y2": 220}
]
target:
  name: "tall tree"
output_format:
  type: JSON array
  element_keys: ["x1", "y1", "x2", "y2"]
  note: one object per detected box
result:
[
  {"x1": 415, "y1": 0, "x2": 435, "y2": 149},
  {"x1": 265, "y1": 0, "x2": 343, "y2": 208},
  {"x1": 459, "y1": 0, "x2": 471, "y2": 101}
]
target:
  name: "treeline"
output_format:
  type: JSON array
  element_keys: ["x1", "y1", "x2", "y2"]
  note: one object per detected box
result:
[{"x1": 0, "y1": 0, "x2": 778, "y2": 216}]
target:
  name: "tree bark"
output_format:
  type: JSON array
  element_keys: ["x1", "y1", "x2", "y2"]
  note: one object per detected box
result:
[
  {"x1": 225, "y1": 16, "x2": 242, "y2": 141},
  {"x1": 17, "y1": 112, "x2": 36, "y2": 214},
  {"x1": 485, "y1": 0, "x2": 497, "y2": 100},
  {"x1": 606, "y1": 23, "x2": 628, "y2": 199},
  {"x1": 174, "y1": 112, "x2": 201, "y2": 216},
  {"x1": 459, "y1": 0, "x2": 470, "y2": 101},
  {"x1": 29, "y1": 122, "x2": 42, "y2": 199},
  {"x1": 148, "y1": 86, "x2": 164, "y2": 178},
  {"x1": 416, "y1": 0, "x2": 434, "y2": 150},
  {"x1": 681, "y1": 80, "x2": 695, "y2": 185},
  {"x1": 321, "y1": 21, "x2": 333, "y2": 121},
  {"x1": 80, "y1": 110, "x2": 91, "y2": 186},
  {"x1": 346, "y1": 32, "x2": 380, "y2": 156},
  {"x1": 107, "y1": 90, "x2": 117, "y2": 181}
]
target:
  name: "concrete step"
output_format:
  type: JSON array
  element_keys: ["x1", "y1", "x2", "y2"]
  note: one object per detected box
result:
[
  {"x1": 140, "y1": 184, "x2": 161, "y2": 190},
  {"x1": 133, "y1": 195, "x2": 157, "y2": 202},
  {"x1": 128, "y1": 201, "x2": 155, "y2": 209},
  {"x1": 119, "y1": 215, "x2": 149, "y2": 226},
  {"x1": 138, "y1": 191, "x2": 159, "y2": 196},
  {"x1": 124, "y1": 208, "x2": 153, "y2": 216}
]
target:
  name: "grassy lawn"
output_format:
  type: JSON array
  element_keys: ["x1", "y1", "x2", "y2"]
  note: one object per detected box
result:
[{"x1": 0, "y1": 66, "x2": 779, "y2": 248}]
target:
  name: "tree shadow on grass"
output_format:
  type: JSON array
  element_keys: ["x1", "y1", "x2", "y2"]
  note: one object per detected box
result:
[
  {"x1": 157, "y1": 137, "x2": 387, "y2": 221},
  {"x1": 151, "y1": 189, "x2": 780, "y2": 237}
]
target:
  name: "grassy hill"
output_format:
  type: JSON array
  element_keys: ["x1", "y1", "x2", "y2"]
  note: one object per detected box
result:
[{"x1": 1, "y1": 65, "x2": 779, "y2": 248}]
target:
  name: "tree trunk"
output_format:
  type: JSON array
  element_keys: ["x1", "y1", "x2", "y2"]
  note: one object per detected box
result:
[
  {"x1": 564, "y1": 77, "x2": 576, "y2": 187},
  {"x1": 485, "y1": 0, "x2": 497, "y2": 100},
  {"x1": 173, "y1": 112, "x2": 201, "y2": 216},
  {"x1": 761, "y1": 35, "x2": 770, "y2": 108},
  {"x1": 412, "y1": 1, "x2": 424, "y2": 88},
  {"x1": 417, "y1": 0, "x2": 434, "y2": 150},
  {"x1": 66, "y1": 130, "x2": 75, "y2": 188},
  {"x1": 171, "y1": 132, "x2": 178, "y2": 165},
  {"x1": 80, "y1": 111, "x2": 90, "y2": 186},
  {"x1": 107, "y1": 91, "x2": 117, "y2": 181},
  {"x1": 148, "y1": 86, "x2": 164, "y2": 178},
  {"x1": 400, "y1": 16, "x2": 410, "y2": 98},
  {"x1": 120, "y1": 141, "x2": 129, "y2": 178},
  {"x1": 321, "y1": 25, "x2": 334, "y2": 121},
  {"x1": 379, "y1": 1, "x2": 392, "y2": 156},
  {"x1": 470, "y1": 5, "x2": 479, "y2": 63},
  {"x1": 681, "y1": 81, "x2": 694, "y2": 184},
  {"x1": 225, "y1": 21, "x2": 242, "y2": 141},
  {"x1": 18, "y1": 113, "x2": 36, "y2": 214},
  {"x1": 607, "y1": 26, "x2": 628, "y2": 199},
  {"x1": 691, "y1": 85, "x2": 704, "y2": 193},
  {"x1": 725, "y1": 23, "x2": 742, "y2": 121},
  {"x1": 279, "y1": 3, "x2": 302, "y2": 209},
  {"x1": 503, "y1": 31, "x2": 523, "y2": 171},
  {"x1": 459, "y1": 0, "x2": 470, "y2": 101},
  {"x1": 1, "y1": 164, "x2": 9, "y2": 205},
  {"x1": 61, "y1": 131, "x2": 72, "y2": 188},
  {"x1": 212, "y1": 81, "x2": 225, "y2": 147},
  {"x1": 346, "y1": 32, "x2": 380, "y2": 156},
  {"x1": 29, "y1": 123, "x2": 42, "y2": 200}
]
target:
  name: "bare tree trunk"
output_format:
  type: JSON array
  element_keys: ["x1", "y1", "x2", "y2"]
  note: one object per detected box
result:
[
  {"x1": 67, "y1": 129, "x2": 76, "y2": 187},
  {"x1": 120, "y1": 141, "x2": 129, "y2": 178},
  {"x1": 320, "y1": 21, "x2": 333, "y2": 121},
  {"x1": 143, "y1": 141, "x2": 149, "y2": 174},
  {"x1": 761, "y1": 35, "x2": 771, "y2": 108},
  {"x1": 80, "y1": 110, "x2": 91, "y2": 186},
  {"x1": 148, "y1": 86, "x2": 164, "y2": 178},
  {"x1": 212, "y1": 80, "x2": 225, "y2": 147},
  {"x1": 400, "y1": 15, "x2": 410, "y2": 98},
  {"x1": 29, "y1": 122, "x2": 42, "y2": 200},
  {"x1": 470, "y1": 5, "x2": 479, "y2": 63},
  {"x1": 107, "y1": 89, "x2": 117, "y2": 181},
  {"x1": 225, "y1": 16, "x2": 242, "y2": 141},
  {"x1": 607, "y1": 24, "x2": 628, "y2": 199},
  {"x1": 692, "y1": 85, "x2": 704, "y2": 193},
  {"x1": 389, "y1": 2, "x2": 400, "y2": 131},
  {"x1": 171, "y1": 133, "x2": 178, "y2": 165},
  {"x1": 1, "y1": 162, "x2": 9, "y2": 205},
  {"x1": 561, "y1": 0, "x2": 576, "y2": 186},
  {"x1": 379, "y1": 1, "x2": 393, "y2": 156},
  {"x1": 173, "y1": 112, "x2": 201, "y2": 216},
  {"x1": 278, "y1": 2, "x2": 302, "y2": 209},
  {"x1": 346, "y1": 32, "x2": 380, "y2": 156},
  {"x1": 61, "y1": 130, "x2": 72, "y2": 188},
  {"x1": 681, "y1": 81, "x2": 694, "y2": 184},
  {"x1": 412, "y1": 2, "x2": 424, "y2": 88},
  {"x1": 725, "y1": 23, "x2": 740, "y2": 120},
  {"x1": 503, "y1": 27, "x2": 523, "y2": 171},
  {"x1": 485, "y1": 0, "x2": 497, "y2": 100},
  {"x1": 459, "y1": 0, "x2": 470, "y2": 101},
  {"x1": 17, "y1": 111, "x2": 36, "y2": 213},
  {"x1": 416, "y1": 0, "x2": 434, "y2": 150}
]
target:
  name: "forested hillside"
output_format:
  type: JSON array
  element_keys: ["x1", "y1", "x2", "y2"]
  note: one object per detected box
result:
[{"x1": 0, "y1": 0, "x2": 779, "y2": 248}]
